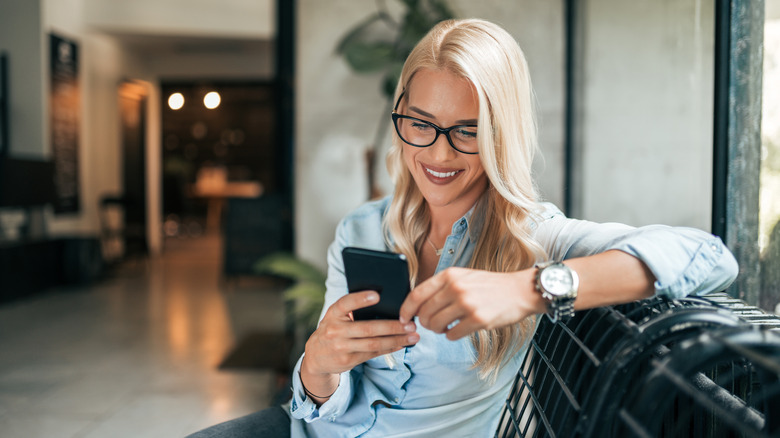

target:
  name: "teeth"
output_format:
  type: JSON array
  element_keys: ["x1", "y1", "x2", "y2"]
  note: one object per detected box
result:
[{"x1": 425, "y1": 168, "x2": 459, "y2": 178}]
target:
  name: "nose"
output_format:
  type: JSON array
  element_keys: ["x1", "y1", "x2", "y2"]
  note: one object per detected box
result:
[{"x1": 429, "y1": 132, "x2": 457, "y2": 161}]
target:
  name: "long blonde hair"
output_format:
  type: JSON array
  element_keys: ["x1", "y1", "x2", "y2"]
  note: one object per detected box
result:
[{"x1": 383, "y1": 19, "x2": 547, "y2": 380}]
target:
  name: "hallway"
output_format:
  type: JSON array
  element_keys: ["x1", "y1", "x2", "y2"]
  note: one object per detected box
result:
[{"x1": 0, "y1": 235, "x2": 285, "y2": 437}]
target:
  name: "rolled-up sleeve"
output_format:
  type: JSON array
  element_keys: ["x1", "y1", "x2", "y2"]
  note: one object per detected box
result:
[
  {"x1": 534, "y1": 203, "x2": 739, "y2": 298},
  {"x1": 289, "y1": 354, "x2": 354, "y2": 422},
  {"x1": 289, "y1": 219, "x2": 355, "y2": 423}
]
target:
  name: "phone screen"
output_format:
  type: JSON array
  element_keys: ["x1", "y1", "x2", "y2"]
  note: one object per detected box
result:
[{"x1": 342, "y1": 247, "x2": 411, "y2": 320}]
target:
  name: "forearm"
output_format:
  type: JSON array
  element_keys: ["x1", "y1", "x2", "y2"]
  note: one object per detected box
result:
[
  {"x1": 564, "y1": 249, "x2": 655, "y2": 310},
  {"x1": 538, "y1": 212, "x2": 738, "y2": 299}
]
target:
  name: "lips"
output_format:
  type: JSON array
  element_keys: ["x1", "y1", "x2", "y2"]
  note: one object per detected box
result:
[{"x1": 422, "y1": 164, "x2": 463, "y2": 184}]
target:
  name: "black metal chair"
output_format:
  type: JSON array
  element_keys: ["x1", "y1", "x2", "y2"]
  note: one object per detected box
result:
[{"x1": 495, "y1": 293, "x2": 780, "y2": 438}]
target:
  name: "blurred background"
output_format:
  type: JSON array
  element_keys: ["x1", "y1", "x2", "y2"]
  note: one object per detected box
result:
[{"x1": 0, "y1": 0, "x2": 777, "y2": 436}]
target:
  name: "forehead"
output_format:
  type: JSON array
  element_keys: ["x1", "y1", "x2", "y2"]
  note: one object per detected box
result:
[{"x1": 405, "y1": 68, "x2": 478, "y2": 116}]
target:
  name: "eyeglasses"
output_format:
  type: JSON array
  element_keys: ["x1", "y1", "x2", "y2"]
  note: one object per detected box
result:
[{"x1": 391, "y1": 91, "x2": 479, "y2": 155}]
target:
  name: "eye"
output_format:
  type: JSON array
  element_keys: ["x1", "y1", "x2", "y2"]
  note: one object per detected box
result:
[
  {"x1": 454, "y1": 127, "x2": 477, "y2": 140},
  {"x1": 411, "y1": 121, "x2": 433, "y2": 132}
]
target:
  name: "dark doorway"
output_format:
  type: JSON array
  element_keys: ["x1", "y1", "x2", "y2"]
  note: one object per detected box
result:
[
  {"x1": 118, "y1": 81, "x2": 148, "y2": 255},
  {"x1": 160, "y1": 80, "x2": 292, "y2": 275}
]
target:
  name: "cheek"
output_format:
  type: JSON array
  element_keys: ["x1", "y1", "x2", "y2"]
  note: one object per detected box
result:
[
  {"x1": 402, "y1": 145, "x2": 417, "y2": 172},
  {"x1": 469, "y1": 158, "x2": 486, "y2": 178}
]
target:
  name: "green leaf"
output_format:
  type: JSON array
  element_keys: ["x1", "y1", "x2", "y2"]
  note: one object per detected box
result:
[
  {"x1": 397, "y1": 9, "x2": 433, "y2": 53},
  {"x1": 382, "y1": 62, "x2": 404, "y2": 98},
  {"x1": 282, "y1": 281, "x2": 325, "y2": 302},
  {"x1": 343, "y1": 41, "x2": 396, "y2": 73},
  {"x1": 252, "y1": 253, "x2": 326, "y2": 284},
  {"x1": 283, "y1": 281, "x2": 326, "y2": 330},
  {"x1": 335, "y1": 12, "x2": 383, "y2": 54},
  {"x1": 429, "y1": 0, "x2": 456, "y2": 21}
]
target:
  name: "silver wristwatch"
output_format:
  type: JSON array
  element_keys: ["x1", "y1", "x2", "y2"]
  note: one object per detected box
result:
[{"x1": 534, "y1": 261, "x2": 579, "y2": 323}]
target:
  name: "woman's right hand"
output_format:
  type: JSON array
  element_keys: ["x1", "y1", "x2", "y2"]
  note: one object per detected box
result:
[{"x1": 299, "y1": 291, "x2": 419, "y2": 402}]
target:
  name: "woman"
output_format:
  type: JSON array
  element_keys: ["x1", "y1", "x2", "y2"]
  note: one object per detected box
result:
[{"x1": 191, "y1": 18, "x2": 738, "y2": 437}]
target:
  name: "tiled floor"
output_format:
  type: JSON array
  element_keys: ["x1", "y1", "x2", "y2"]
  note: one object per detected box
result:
[{"x1": 0, "y1": 234, "x2": 287, "y2": 438}]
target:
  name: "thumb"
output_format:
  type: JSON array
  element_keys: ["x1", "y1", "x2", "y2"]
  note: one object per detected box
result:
[{"x1": 330, "y1": 290, "x2": 379, "y2": 319}]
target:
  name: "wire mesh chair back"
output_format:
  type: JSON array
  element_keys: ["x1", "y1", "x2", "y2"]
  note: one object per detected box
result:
[
  {"x1": 495, "y1": 301, "x2": 636, "y2": 437},
  {"x1": 494, "y1": 293, "x2": 780, "y2": 438},
  {"x1": 618, "y1": 327, "x2": 780, "y2": 437}
]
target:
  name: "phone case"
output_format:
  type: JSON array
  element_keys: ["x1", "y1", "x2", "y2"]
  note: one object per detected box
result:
[{"x1": 342, "y1": 247, "x2": 411, "y2": 320}]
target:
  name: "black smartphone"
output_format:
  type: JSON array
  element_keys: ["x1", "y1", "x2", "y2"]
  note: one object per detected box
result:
[{"x1": 342, "y1": 247, "x2": 411, "y2": 321}]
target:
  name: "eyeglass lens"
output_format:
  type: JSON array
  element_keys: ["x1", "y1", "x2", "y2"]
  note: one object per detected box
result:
[{"x1": 394, "y1": 116, "x2": 478, "y2": 154}]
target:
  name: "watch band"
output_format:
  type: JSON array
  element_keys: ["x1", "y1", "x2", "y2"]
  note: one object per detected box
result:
[{"x1": 549, "y1": 297, "x2": 575, "y2": 323}]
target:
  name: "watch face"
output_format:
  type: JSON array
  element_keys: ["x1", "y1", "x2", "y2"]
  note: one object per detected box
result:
[{"x1": 540, "y1": 266, "x2": 574, "y2": 296}]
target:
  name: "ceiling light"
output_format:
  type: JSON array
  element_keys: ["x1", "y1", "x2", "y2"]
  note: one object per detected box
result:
[
  {"x1": 204, "y1": 91, "x2": 221, "y2": 109},
  {"x1": 168, "y1": 92, "x2": 184, "y2": 110}
]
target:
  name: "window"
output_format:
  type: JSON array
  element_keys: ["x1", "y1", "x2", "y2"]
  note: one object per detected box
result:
[{"x1": 760, "y1": 1, "x2": 780, "y2": 313}]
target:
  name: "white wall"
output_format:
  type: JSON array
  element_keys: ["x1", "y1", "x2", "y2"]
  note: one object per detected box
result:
[
  {"x1": 577, "y1": 0, "x2": 714, "y2": 229},
  {"x1": 141, "y1": 42, "x2": 274, "y2": 80},
  {"x1": 296, "y1": 1, "x2": 383, "y2": 269},
  {"x1": 83, "y1": 0, "x2": 275, "y2": 39},
  {"x1": 0, "y1": 0, "x2": 45, "y2": 158},
  {"x1": 296, "y1": 0, "x2": 565, "y2": 270}
]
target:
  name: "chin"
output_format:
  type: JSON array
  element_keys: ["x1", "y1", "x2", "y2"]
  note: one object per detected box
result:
[{"x1": 418, "y1": 181, "x2": 484, "y2": 212}]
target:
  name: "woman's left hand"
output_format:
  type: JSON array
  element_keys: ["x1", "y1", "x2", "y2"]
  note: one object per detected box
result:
[{"x1": 399, "y1": 267, "x2": 545, "y2": 340}]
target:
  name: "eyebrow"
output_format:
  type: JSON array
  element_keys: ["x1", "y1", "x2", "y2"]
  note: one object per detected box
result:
[{"x1": 409, "y1": 105, "x2": 478, "y2": 125}]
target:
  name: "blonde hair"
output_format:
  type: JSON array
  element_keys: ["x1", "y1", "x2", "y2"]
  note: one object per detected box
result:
[{"x1": 383, "y1": 19, "x2": 547, "y2": 380}]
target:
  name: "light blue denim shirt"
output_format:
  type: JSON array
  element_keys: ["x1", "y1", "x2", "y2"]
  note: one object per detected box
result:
[{"x1": 289, "y1": 196, "x2": 738, "y2": 437}]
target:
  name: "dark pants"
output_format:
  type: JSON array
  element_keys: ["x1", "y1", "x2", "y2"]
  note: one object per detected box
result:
[{"x1": 186, "y1": 406, "x2": 291, "y2": 438}]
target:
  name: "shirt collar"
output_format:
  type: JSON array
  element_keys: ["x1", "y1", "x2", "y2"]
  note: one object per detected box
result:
[{"x1": 459, "y1": 190, "x2": 488, "y2": 242}]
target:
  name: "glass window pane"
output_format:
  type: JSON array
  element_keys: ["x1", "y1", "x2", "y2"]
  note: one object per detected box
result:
[{"x1": 760, "y1": 0, "x2": 780, "y2": 313}]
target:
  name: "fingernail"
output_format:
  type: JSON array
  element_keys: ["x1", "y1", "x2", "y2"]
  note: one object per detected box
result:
[
  {"x1": 366, "y1": 293, "x2": 378, "y2": 302},
  {"x1": 407, "y1": 334, "x2": 419, "y2": 343},
  {"x1": 404, "y1": 323, "x2": 416, "y2": 332},
  {"x1": 399, "y1": 316, "x2": 407, "y2": 324}
]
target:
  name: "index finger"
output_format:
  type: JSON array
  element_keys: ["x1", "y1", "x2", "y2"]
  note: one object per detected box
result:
[{"x1": 399, "y1": 274, "x2": 446, "y2": 323}]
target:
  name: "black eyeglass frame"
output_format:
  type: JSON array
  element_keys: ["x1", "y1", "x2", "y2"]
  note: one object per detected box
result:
[{"x1": 390, "y1": 91, "x2": 479, "y2": 155}]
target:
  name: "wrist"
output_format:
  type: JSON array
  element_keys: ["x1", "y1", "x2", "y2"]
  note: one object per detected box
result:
[
  {"x1": 300, "y1": 375, "x2": 338, "y2": 399},
  {"x1": 300, "y1": 355, "x2": 339, "y2": 401},
  {"x1": 514, "y1": 269, "x2": 547, "y2": 315}
]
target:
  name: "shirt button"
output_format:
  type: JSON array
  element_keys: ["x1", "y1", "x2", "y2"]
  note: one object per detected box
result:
[
  {"x1": 394, "y1": 397, "x2": 400, "y2": 403},
  {"x1": 448, "y1": 248, "x2": 454, "y2": 255}
]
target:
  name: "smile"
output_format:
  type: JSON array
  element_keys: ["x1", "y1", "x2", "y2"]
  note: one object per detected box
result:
[{"x1": 424, "y1": 166, "x2": 462, "y2": 179}]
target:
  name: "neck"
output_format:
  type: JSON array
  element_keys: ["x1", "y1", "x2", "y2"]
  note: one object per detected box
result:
[
  {"x1": 427, "y1": 197, "x2": 479, "y2": 242},
  {"x1": 425, "y1": 183, "x2": 488, "y2": 243}
]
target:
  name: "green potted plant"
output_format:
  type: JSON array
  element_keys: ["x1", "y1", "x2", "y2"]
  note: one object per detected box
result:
[{"x1": 253, "y1": 252, "x2": 327, "y2": 363}]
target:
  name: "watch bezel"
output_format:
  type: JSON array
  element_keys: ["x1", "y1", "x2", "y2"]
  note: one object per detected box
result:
[{"x1": 539, "y1": 264, "x2": 576, "y2": 297}]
